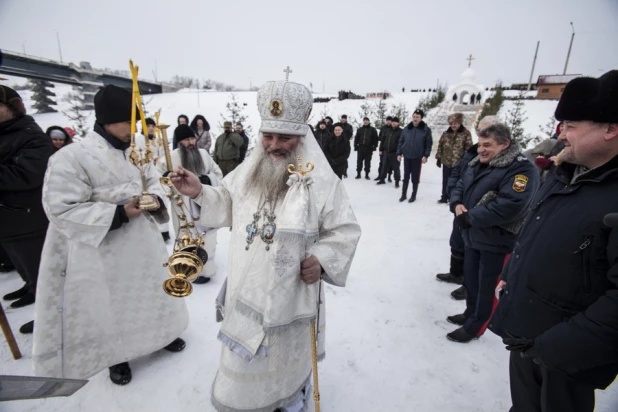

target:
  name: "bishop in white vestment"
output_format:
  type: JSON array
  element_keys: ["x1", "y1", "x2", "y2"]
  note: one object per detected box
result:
[
  {"x1": 171, "y1": 81, "x2": 361, "y2": 411},
  {"x1": 156, "y1": 124, "x2": 223, "y2": 283},
  {"x1": 32, "y1": 85, "x2": 189, "y2": 386}
]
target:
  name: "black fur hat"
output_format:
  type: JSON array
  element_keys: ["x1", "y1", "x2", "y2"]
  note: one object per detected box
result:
[
  {"x1": 175, "y1": 124, "x2": 195, "y2": 142},
  {"x1": 145, "y1": 117, "x2": 156, "y2": 126},
  {"x1": 555, "y1": 70, "x2": 618, "y2": 123}
]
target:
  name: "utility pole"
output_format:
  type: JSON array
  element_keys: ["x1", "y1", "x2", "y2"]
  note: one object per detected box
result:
[
  {"x1": 22, "y1": 42, "x2": 26, "y2": 55},
  {"x1": 528, "y1": 41, "x2": 540, "y2": 91},
  {"x1": 563, "y1": 22, "x2": 575, "y2": 75},
  {"x1": 54, "y1": 30, "x2": 63, "y2": 63}
]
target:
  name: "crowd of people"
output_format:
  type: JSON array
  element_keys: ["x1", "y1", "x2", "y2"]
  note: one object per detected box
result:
[{"x1": 1, "y1": 68, "x2": 617, "y2": 411}]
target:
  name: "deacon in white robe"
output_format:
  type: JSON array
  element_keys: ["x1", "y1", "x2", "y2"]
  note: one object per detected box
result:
[
  {"x1": 171, "y1": 81, "x2": 361, "y2": 412},
  {"x1": 156, "y1": 124, "x2": 223, "y2": 282},
  {"x1": 32, "y1": 85, "x2": 189, "y2": 386}
]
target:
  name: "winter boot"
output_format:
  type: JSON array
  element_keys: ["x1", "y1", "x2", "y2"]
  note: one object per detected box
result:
[
  {"x1": 376, "y1": 180, "x2": 386, "y2": 185},
  {"x1": 374, "y1": 176, "x2": 381, "y2": 181},
  {"x1": 10, "y1": 292, "x2": 35, "y2": 308},
  {"x1": 395, "y1": 180, "x2": 400, "y2": 188},
  {"x1": 438, "y1": 197, "x2": 448, "y2": 204},
  {"x1": 3, "y1": 284, "x2": 29, "y2": 301},
  {"x1": 355, "y1": 172, "x2": 361, "y2": 179},
  {"x1": 399, "y1": 182, "x2": 408, "y2": 202},
  {"x1": 436, "y1": 254, "x2": 464, "y2": 284},
  {"x1": 109, "y1": 362, "x2": 132, "y2": 385},
  {"x1": 408, "y1": 183, "x2": 419, "y2": 203},
  {"x1": 451, "y1": 285, "x2": 467, "y2": 300},
  {"x1": 446, "y1": 327, "x2": 477, "y2": 343},
  {"x1": 365, "y1": 172, "x2": 370, "y2": 180},
  {"x1": 388, "y1": 174, "x2": 392, "y2": 183},
  {"x1": 193, "y1": 276, "x2": 210, "y2": 284},
  {"x1": 164, "y1": 338, "x2": 186, "y2": 352},
  {"x1": 20, "y1": 320, "x2": 34, "y2": 334},
  {"x1": 446, "y1": 314, "x2": 467, "y2": 326}
]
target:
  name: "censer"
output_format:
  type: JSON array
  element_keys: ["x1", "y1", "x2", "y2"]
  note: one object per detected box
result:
[{"x1": 156, "y1": 118, "x2": 208, "y2": 298}]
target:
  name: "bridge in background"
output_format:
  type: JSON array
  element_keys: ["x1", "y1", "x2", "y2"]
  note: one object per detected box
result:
[{"x1": 0, "y1": 50, "x2": 165, "y2": 108}]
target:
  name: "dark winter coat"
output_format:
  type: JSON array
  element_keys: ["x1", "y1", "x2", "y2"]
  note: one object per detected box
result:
[
  {"x1": 397, "y1": 121, "x2": 433, "y2": 159},
  {"x1": 449, "y1": 142, "x2": 540, "y2": 254},
  {"x1": 436, "y1": 125, "x2": 474, "y2": 168},
  {"x1": 314, "y1": 128, "x2": 332, "y2": 150},
  {"x1": 323, "y1": 134, "x2": 350, "y2": 177},
  {"x1": 379, "y1": 126, "x2": 403, "y2": 153},
  {"x1": 490, "y1": 155, "x2": 618, "y2": 389},
  {"x1": 378, "y1": 124, "x2": 392, "y2": 142},
  {"x1": 446, "y1": 143, "x2": 478, "y2": 197},
  {"x1": 238, "y1": 131, "x2": 250, "y2": 163},
  {"x1": 334, "y1": 122, "x2": 354, "y2": 141},
  {"x1": 354, "y1": 125, "x2": 378, "y2": 152},
  {"x1": 0, "y1": 116, "x2": 53, "y2": 240}
]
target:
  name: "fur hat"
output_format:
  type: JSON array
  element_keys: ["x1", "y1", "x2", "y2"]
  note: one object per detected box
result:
[
  {"x1": 413, "y1": 109, "x2": 425, "y2": 118},
  {"x1": 0, "y1": 85, "x2": 26, "y2": 117},
  {"x1": 174, "y1": 124, "x2": 195, "y2": 142},
  {"x1": 555, "y1": 70, "x2": 618, "y2": 123},
  {"x1": 257, "y1": 80, "x2": 312, "y2": 136},
  {"x1": 145, "y1": 117, "x2": 156, "y2": 126},
  {"x1": 448, "y1": 113, "x2": 464, "y2": 124},
  {"x1": 391, "y1": 117, "x2": 400, "y2": 123},
  {"x1": 94, "y1": 85, "x2": 139, "y2": 125},
  {"x1": 386, "y1": 116, "x2": 393, "y2": 121},
  {"x1": 223, "y1": 121, "x2": 232, "y2": 128}
]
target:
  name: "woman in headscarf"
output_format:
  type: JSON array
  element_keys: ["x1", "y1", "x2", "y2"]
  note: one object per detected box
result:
[
  {"x1": 190, "y1": 115, "x2": 212, "y2": 153},
  {"x1": 46, "y1": 126, "x2": 73, "y2": 152}
]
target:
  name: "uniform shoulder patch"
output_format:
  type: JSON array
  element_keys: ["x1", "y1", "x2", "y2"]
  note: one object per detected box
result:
[
  {"x1": 517, "y1": 155, "x2": 527, "y2": 162},
  {"x1": 513, "y1": 174, "x2": 529, "y2": 192}
]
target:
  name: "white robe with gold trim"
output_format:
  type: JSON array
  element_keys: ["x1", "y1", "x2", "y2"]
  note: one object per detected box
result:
[
  {"x1": 193, "y1": 132, "x2": 361, "y2": 412},
  {"x1": 32, "y1": 131, "x2": 189, "y2": 379}
]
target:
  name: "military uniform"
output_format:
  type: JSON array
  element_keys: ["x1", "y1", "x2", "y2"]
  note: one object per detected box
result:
[{"x1": 436, "y1": 124, "x2": 473, "y2": 202}]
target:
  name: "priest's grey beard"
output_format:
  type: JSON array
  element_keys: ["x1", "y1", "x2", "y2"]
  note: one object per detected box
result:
[
  {"x1": 244, "y1": 143, "x2": 301, "y2": 201},
  {"x1": 179, "y1": 144, "x2": 206, "y2": 176}
]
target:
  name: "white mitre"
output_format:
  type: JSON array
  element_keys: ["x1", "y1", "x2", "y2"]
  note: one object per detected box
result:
[{"x1": 257, "y1": 80, "x2": 313, "y2": 136}]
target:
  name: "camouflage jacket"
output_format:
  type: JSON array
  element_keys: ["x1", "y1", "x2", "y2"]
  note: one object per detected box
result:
[{"x1": 436, "y1": 126, "x2": 473, "y2": 168}]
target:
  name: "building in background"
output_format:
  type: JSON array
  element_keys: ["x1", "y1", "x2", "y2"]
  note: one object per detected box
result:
[{"x1": 535, "y1": 74, "x2": 580, "y2": 100}]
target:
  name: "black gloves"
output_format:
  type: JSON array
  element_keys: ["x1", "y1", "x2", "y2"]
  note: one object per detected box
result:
[
  {"x1": 436, "y1": 159, "x2": 442, "y2": 168},
  {"x1": 199, "y1": 175, "x2": 212, "y2": 186},
  {"x1": 455, "y1": 212, "x2": 472, "y2": 229},
  {"x1": 109, "y1": 205, "x2": 129, "y2": 231},
  {"x1": 503, "y1": 332, "x2": 544, "y2": 366},
  {"x1": 162, "y1": 171, "x2": 171, "y2": 178}
]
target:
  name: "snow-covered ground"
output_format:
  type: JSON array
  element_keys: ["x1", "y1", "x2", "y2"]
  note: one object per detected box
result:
[
  {"x1": 2, "y1": 167, "x2": 618, "y2": 411},
  {"x1": 1, "y1": 84, "x2": 616, "y2": 411}
]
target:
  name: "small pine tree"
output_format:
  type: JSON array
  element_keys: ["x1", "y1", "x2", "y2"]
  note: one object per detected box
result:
[
  {"x1": 351, "y1": 101, "x2": 374, "y2": 129},
  {"x1": 373, "y1": 99, "x2": 390, "y2": 129},
  {"x1": 62, "y1": 92, "x2": 90, "y2": 139},
  {"x1": 504, "y1": 91, "x2": 536, "y2": 148},
  {"x1": 477, "y1": 83, "x2": 505, "y2": 126},
  {"x1": 417, "y1": 82, "x2": 447, "y2": 113},
  {"x1": 219, "y1": 93, "x2": 253, "y2": 136},
  {"x1": 31, "y1": 80, "x2": 57, "y2": 113},
  {"x1": 538, "y1": 117, "x2": 558, "y2": 139},
  {"x1": 389, "y1": 103, "x2": 410, "y2": 126}
]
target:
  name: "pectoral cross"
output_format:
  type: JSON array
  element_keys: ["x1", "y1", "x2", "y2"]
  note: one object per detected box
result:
[
  {"x1": 283, "y1": 66, "x2": 293, "y2": 81},
  {"x1": 467, "y1": 54, "x2": 475, "y2": 68}
]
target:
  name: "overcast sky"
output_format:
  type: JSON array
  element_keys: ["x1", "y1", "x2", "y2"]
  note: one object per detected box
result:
[{"x1": 1, "y1": 0, "x2": 616, "y2": 93}]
